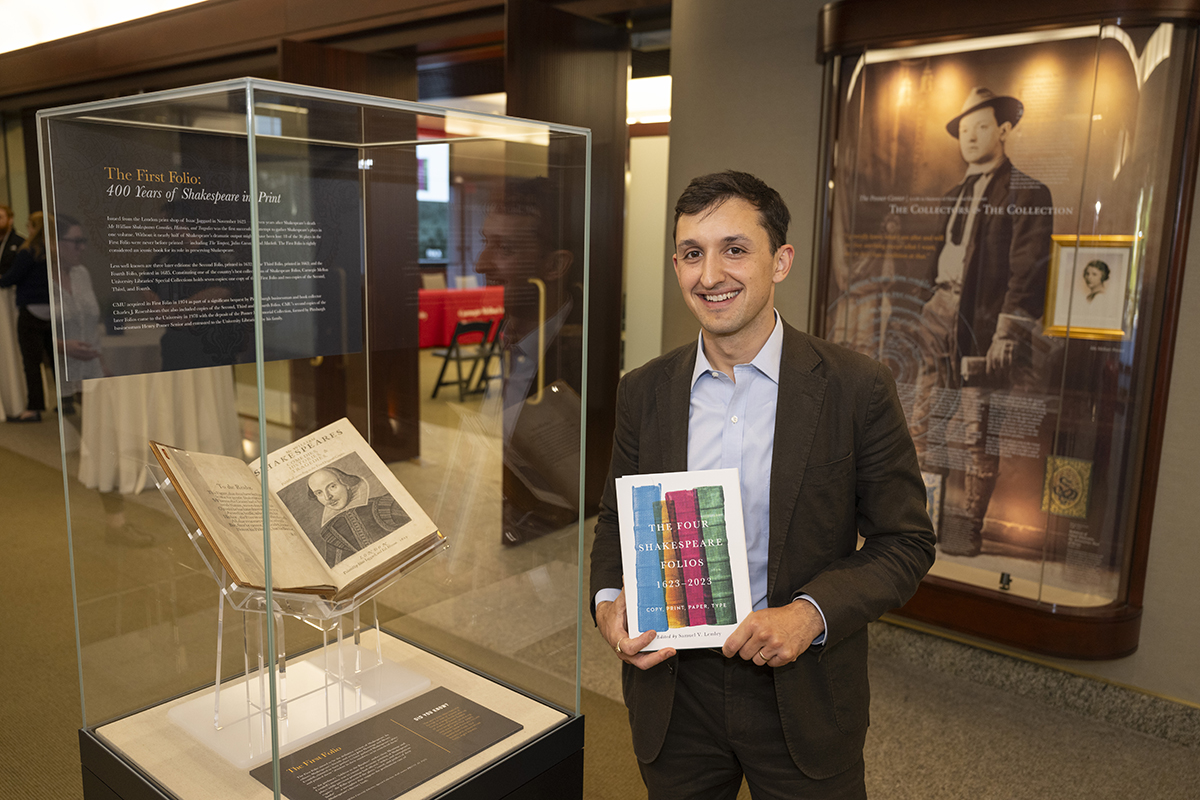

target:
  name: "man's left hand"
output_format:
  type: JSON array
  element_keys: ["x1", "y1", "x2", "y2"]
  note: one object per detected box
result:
[{"x1": 722, "y1": 601, "x2": 825, "y2": 667}]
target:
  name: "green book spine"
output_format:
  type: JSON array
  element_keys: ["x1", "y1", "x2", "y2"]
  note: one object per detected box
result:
[{"x1": 695, "y1": 485, "x2": 735, "y2": 625}]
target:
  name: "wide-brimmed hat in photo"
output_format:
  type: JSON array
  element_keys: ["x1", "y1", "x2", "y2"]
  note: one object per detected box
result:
[{"x1": 946, "y1": 87, "x2": 1024, "y2": 138}]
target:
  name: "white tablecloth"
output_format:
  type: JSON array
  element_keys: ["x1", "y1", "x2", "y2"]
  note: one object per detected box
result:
[
  {"x1": 0, "y1": 287, "x2": 26, "y2": 417},
  {"x1": 79, "y1": 366, "x2": 241, "y2": 495}
]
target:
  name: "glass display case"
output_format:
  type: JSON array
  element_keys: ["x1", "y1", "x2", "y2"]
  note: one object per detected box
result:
[
  {"x1": 37, "y1": 78, "x2": 589, "y2": 799},
  {"x1": 813, "y1": 2, "x2": 1200, "y2": 658}
]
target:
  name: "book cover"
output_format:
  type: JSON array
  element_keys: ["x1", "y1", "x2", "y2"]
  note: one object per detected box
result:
[{"x1": 615, "y1": 468, "x2": 752, "y2": 650}]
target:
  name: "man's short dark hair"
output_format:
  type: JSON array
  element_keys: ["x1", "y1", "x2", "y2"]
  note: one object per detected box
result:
[
  {"x1": 1085, "y1": 260, "x2": 1110, "y2": 283},
  {"x1": 673, "y1": 170, "x2": 790, "y2": 253}
]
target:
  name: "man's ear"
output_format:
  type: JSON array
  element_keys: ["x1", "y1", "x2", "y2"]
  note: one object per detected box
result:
[
  {"x1": 998, "y1": 121, "x2": 1013, "y2": 143},
  {"x1": 541, "y1": 249, "x2": 573, "y2": 280},
  {"x1": 773, "y1": 244, "x2": 795, "y2": 284}
]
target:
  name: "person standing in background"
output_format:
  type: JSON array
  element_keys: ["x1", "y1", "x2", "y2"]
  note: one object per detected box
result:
[
  {"x1": 0, "y1": 205, "x2": 24, "y2": 274},
  {"x1": 0, "y1": 211, "x2": 50, "y2": 422},
  {"x1": 0, "y1": 204, "x2": 28, "y2": 417}
]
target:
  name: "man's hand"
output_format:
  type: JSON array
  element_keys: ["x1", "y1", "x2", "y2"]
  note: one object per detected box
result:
[
  {"x1": 985, "y1": 334, "x2": 1016, "y2": 375},
  {"x1": 723, "y1": 600, "x2": 825, "y2": 667},
  {"x1": 596, "y1": 589, "x2": 676, "y2": 670}
]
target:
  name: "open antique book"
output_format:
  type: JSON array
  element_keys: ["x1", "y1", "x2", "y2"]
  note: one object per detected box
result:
[{"x1": 151, "y1": 418, "x2": 444, "y2": 601}]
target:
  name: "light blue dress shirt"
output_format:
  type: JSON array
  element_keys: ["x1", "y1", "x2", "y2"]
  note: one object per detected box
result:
[{"x1": 687, "y1": 314, "x2": 782, "y2": 611}]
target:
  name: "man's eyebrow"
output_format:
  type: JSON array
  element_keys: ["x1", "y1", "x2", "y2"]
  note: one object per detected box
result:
[
  {"x1": 676, "y1": 233, "x2": 753, "y2": 250},
  {"x1": 720, "y1": 234, "x2": 754, "y2": 245}
]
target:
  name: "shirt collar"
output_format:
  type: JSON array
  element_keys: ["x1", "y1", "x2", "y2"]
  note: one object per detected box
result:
[
  {"x1": 691, "y1": 310, "x2": 783, "y2": 387},
  {"x1": 965, "y1": 155, "x2": 1007, "y2": 179}
]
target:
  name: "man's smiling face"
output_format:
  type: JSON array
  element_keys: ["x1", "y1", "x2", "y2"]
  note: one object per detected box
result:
[{"x1": 672, "y1": 197, "x2": 790, "y2": 352}]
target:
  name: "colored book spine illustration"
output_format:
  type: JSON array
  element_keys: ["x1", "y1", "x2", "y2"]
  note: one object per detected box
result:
[
  {"x1": 632, "y1": 484, "x2": 668, "y2": 632},
  {"x1": 695, "y1": 485, "x2": 735, "y2": 625},
  {"x1": 665, "y1": 490, "x2": 711, "y2": 626},
  {"x1": 656, "y1": 499, "x2": 689, "y2": 628}
]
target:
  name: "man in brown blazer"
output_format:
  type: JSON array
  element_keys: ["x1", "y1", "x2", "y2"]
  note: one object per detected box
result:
[{"x1": 590, "y1": 171, "x2": 935, "y2": 798}]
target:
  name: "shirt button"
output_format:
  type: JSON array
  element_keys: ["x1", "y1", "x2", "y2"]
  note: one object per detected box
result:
[{"x1": 731, "y1": 415, "x2": 738, "y2": 423}]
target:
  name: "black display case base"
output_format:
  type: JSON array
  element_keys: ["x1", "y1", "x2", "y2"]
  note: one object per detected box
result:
[{"x1": 80, "y1": 714, "x2": 584, "y2": 800}]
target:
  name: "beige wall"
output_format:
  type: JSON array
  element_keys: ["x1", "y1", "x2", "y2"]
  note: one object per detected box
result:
[
  {"x1": 623, "y1": 135, "x2": 670, "y2": 372},
  {"x1": 665, "y1": 0, "x2": 1200, "y2": 705},
  {"x1": 663, "y1": 0, "x2": 822, "y2": 351}
]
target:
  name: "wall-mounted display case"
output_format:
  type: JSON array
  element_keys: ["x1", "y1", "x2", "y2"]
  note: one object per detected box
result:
[
  {"x1": 38, "y1": 78, "x2": 589, "y2": 799},
  {"x1": 813, "y1": 1, "x2": 1200, "y2": 658}
]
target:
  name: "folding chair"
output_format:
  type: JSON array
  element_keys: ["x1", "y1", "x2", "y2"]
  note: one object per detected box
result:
[
  {"x1": 469, "y1": 316, "x2": 505, "y2": 396},
  {"x1": 430, "y1": 320, "x2": 493, "y2": 401}
]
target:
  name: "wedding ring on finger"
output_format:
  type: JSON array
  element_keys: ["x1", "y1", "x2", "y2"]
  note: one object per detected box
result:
[{"x1": 615, "y1": 638, "x2": 626, "y2": 656}]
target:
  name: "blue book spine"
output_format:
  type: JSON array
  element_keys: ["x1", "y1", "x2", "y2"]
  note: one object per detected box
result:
[{"x1": 632, "y1": 483, "x2": 668, "y2": 632}]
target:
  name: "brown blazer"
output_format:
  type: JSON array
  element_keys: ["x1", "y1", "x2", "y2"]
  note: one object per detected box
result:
[{"x1": 590, "y1": 319, "x2": 936, "y2": 779}]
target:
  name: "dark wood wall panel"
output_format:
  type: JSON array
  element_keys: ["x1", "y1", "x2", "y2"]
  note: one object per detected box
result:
[
  {"x1": 505, "y1": 0, "x2": 630, "y2": 513},
  {"x1": 279, "y1": 41, "x2": 422, "y2": 462}
]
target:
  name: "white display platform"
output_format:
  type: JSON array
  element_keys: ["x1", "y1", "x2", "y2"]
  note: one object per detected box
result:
[
  {"x1": 167, "y1": 644, "x2": 431, "y2": 769},
  {"x1": 96, "y1": 628, "x2": 568, "y2": 800}
]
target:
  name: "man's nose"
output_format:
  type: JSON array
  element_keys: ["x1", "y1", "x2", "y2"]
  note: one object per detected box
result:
[
  {"x1": 475, "y1": 248, "x2": 493, "y2": 273},
  {"x1": 698, "y1": 256, "x2": 724, "y2": 288}
]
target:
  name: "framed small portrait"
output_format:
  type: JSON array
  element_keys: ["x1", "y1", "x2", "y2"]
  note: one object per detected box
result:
[{"x1": 1044, "y1": 235, "x2": 1137, "y2": 340}]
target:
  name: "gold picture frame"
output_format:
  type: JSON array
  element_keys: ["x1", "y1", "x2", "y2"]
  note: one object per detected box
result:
[{"x1": 1044, "y1": 235, "x2": 1137, "y2": 340}]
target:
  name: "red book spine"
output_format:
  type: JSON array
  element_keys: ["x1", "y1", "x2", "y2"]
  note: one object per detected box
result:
[{"x1": 666, "y1": 490, "x2": 711, "y2": 626}]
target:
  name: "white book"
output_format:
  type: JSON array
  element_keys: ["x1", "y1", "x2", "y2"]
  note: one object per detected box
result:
[{"x1": 616, "y1": 468, "x2": 753, "y2": 651}]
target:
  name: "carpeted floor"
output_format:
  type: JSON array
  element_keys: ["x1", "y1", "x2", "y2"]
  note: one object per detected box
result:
[
  {"x1": 2, "y1": 414, "x2": 1199, "y2": 800},
  {"x1": 1, "y1": 444, "x2": 86, "y2": 800}
]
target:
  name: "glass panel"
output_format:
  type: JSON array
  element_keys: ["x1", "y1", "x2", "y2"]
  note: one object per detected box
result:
[
  {"x1": 39, "y1": 79, "x2": 586, "y2": 799},
  {"x1": 1046, "y1": 23, "x2": 1189, "y2": 604},
  {"x1": 822, "y1": 25, "x2": 1188, "y2": 609}
]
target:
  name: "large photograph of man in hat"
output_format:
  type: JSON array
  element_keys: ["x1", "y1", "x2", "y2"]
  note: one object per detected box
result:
[
  {"x1": 820, "y1": 34, "x2": 1126, "y2": 598},
  {"x1": 910, "y1": 86, "x2": 1053, "y2": 557},
  {"x1": 822, "y1": 28, "x2": 1185, "y2": 609}
]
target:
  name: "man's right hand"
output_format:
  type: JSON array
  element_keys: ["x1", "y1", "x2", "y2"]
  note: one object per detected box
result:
[
  {"x1": 596, "y1": 589, "x2": 676, "y2": 670},
  {"x1": 985, "y1": 334, "x2": 1016, "y2": 375}
]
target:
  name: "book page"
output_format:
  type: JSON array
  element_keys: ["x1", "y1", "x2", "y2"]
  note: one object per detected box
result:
[
  {"x1": 253, "y1": 418, "x2": 441, "y2": 594},
  {"x1": 154, "y1": 445, "x2": 334, "y2": 591}
]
